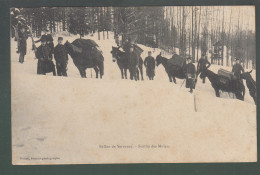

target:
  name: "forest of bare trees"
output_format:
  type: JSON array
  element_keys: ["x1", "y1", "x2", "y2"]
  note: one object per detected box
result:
[{"x1": 10, "y1": 6, "x2": 256, "y2": 69}]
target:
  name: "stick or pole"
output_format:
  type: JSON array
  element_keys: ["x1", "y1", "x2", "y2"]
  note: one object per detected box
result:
[
  {"x1": 180, "y1": 79, "x2": 186, "y2": 88},
  {"x1": 194, "y1": 90, "x2": 198, "y2": 112}
]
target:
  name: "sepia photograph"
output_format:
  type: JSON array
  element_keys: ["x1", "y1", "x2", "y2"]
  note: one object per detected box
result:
[{"x1": 11, "y1": 6, "x2": 256, "y2": 164}]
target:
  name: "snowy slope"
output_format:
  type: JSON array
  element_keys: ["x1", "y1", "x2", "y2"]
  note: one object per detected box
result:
[{"x1": 11, "y1": 32, "x2": 256, "y2": 164}]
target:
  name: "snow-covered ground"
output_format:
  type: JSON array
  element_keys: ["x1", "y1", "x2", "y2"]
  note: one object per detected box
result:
[{"x1": 11, "y1": 32, "x2": 256, "y2": 164}]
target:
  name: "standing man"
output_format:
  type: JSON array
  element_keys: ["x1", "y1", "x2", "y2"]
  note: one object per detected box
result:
[
  {"x1": 144, "y1": 51, "x2": 155, "y2": 80},
  {"x1": 17, "y1": 26, "x2": 28, "y2": 63},
  {"x1": 122, "y1": 38, "x2": 131, "y2": 53},
  {"x1": 54, "y1": 37, "x2": 68, "y2": 76},
  {"x1": 35, "y1": 29, "x2": 54, "y2": 58},
  {"x1": 128, "y1": 45, "x2": 139, "y2": 81},
  {"x1": 232, "y1": 57, "x2": 244, "y2": 82},
  {"x1": 185, "y1": 57, "x2": 196, "y2": 93},
  {"x1": 197, "y1": 54, "x2": 211, "y2": 83},
  {"x1": 35, "y1": 38, "x2": 56, "y2": 76}
]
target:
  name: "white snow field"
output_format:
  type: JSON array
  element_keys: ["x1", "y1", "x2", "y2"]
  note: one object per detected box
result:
[{"x1": 11, "y1": 32, "x2": 256, "y2": 164}]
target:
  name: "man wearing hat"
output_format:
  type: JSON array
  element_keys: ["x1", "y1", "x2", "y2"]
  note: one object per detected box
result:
[
  {"x1": 35, "y1": 37, "x2": 56, "y2": 76},
  {"x1": 144, "y1": 51, "x2": 155, "y2": 80},
  {"x1": 17, "y1": 25, "x2": 28, "y2": 63},
  {"x1": 128, "y1": 45, "x2": 139, "y2": 80},
  {"x1": 54, "y1": 37, "x2": 68, "y2": 76},
  {"x1": 35, "y1": 29, "x2": 54, "y2": 58},
  {"x1": 185, "y1": 57, "x2": 196, "y2": 93},
  {"x1": 197, "y1": 53, "x2": 211, "y2": 83},
  {"x1": 122, "y1": 37, "x2": 132, "y2": 53},
  {"x1": 232, "y1": 57, "x2": 244, "y2": 81}
]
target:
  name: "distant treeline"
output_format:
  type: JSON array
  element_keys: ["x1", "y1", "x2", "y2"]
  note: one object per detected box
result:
[{"x1": 11, "y1": 7, "x2": 256, "y2": 68}]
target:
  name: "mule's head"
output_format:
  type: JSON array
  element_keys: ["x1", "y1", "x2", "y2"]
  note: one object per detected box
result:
[
  {"x1": 155, "y1": 52, "x2": 163, "y2": 66},
  {"x1": 241, "y1": 70, "x2": 253, "y2": 80},
  {"x1": 111, "y1": 46, "x2": 119, "y2": 62},
  {"x1": 64, "y1": 40, "x2": 73, "y2": 53}
]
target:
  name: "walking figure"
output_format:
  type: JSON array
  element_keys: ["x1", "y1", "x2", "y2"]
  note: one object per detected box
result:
[
  {"x1": 17, "y1": 25, "x2": 28, "y2": 63},
  {"x1": 35, "y1": 37, "x2": 56, "y2": 76},
  {"x1": 144, "y1": 51, "x2": 155, "y2": 80},
  {"x1": 232, "y1": 57, "x2": 244, "y2": 88},
  {"x1": 197, "y1": 54, "x2": 211, "y2": 83},
  {"x1": 54, "y1": 37, "x2": 68, "y2": 76},
  {"x1": 185, "y1": 57, "x2": 196, "y2": 93},
  {"x1": 35, "y1": 29, "x2": 54, "y2": 59}
]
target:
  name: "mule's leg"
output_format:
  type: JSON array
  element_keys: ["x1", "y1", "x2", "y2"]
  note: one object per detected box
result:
[
  {"x1": 168, "y1": 73, "x2": 172, "y2": 82},
  {"x1": 253, "y1": 95, "x2": 257, "y2": 104},
  {"x1": 139, "y1": 66, "x2": 144, "y2": 81},
  {"x1": 99, "y1": 61, "x2": 104, "y2": 79},
  {"x1": 215, "y1": 89, "x2": 220, "y2": 97},
  {"x1": 120, "y1": 68, "x2": 124, "y2": 79},
  {"x1": 136, "y1": 69, "x2": 140, "y2": 81},
  {"x1": 78, "y1": 68, "x2": 86, "y2": 78},
  {"x1": 94, "y1": 67, "x2": 99, "y2": 78},
  {"x1": 129, "y1": 69, "x2": 133, "y2": 80},
  {"x1": 82, "y1": 69, "x2": 87, "y2": 78},
  {"x1": 124, "y1": 69, "x2": 128, "y2": 79},
  {"x1": 173, "y1": 77, "x2": 177, "y2": 84},
  {"x1": 235, "y1": 93, "x2": 243, "y2": 101}
]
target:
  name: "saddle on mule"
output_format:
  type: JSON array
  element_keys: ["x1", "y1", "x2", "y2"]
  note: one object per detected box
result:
[
  {"x1": 167, "y1": 54, "x2": 186, "y2": 68},
  {"x1": 217, "y1": 68, "x2": 235, "y2": 86}
]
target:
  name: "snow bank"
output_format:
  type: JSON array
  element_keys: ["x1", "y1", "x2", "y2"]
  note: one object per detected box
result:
[{"x1": 11, "y1": 31, "x2": 256, "y2": 164}]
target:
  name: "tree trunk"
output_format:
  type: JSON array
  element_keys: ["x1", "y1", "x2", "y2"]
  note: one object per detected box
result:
[
  {"x1": 196, "y1": 6, "x2": 201, "y2": 61},
  {"x1": 221, "y1": 7, "x2": 224, "y2": 66}
]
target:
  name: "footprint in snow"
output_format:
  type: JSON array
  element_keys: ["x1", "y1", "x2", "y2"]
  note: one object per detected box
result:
[
  {"x1": 14, "y1": 144, "x2": 24, "y2": 147},
  {"x1": 21, "y1": 127, "x2": 31, "y2": 131},
  {"x1": 36, "y1": 137, "x2": 47, "y2": 142}
]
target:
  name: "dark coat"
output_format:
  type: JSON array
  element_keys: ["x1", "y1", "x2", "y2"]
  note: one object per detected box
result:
[
  {"x1": 54, "y1": 44, "x2": 68, "y2": 63},
  {"x1": 185, "y1": 63, "x2": 196, "y2": 89},
  {"x1": 122, "y1": 41, "x2": 131, "y2": 53},
  {"x1": 232, "y1": 63, "x2": 244, "y2": 79},
  {"x1": 144, "y1": 56, "x2": 155, "y2": 77},
  {"x1": 197, "y1": 58, "x2": 211, "y2": 70},
  {"x1": 18, "y1": 31, "x2": 28, "y2": 56},
  {"x1": 36, "y1": 45, "x2": 55, "y2": 74},
  {"x1": 185, "y1": 62, "x2": 196, "y2": 78},
  {"x1": 128, "y1": 52, "x2": 139, "y2": 68},
  {"x1": 35, "y1": 34, "x2": 54, "y2": 56}
]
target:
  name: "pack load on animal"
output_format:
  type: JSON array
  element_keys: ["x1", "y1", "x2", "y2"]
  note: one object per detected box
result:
[
  {"x1": 218, "y1": 68, "x2": 234, "y2": 85},
  {"x1": 167, "y1": 54, "x2": 186, "y2": 68},
  {"x1": 71, "y1": 39, "x2": 103, "y2": 63}
]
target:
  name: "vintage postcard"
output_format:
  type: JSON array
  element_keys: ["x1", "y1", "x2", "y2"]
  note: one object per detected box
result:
[{"x1": 11, "y1": 6, "x2": 256, "y2": 164}]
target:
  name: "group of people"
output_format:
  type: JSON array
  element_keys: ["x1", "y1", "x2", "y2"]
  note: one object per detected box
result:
[
  {"x1": 17, "y1": 29, "x2": 245, "y2": 94},
  {"x1": 16, "y1": 27, "x2": 69, "y2": 77}
]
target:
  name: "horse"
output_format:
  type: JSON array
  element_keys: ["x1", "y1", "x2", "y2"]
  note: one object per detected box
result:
[
  {"x1": 64, "y1": 40, "x2": 104, "y2": 78},
  {"x1": 111, "y1": 46, "x2": 144, "y2": 81},
  {"x1": 197, "y1": 66, "x2": 245, "y2": 101},
  {"x1": 155, "y1": 53, "x2": 186, "y2": 83},
  {"x1": 241, "y1": 70, "x2": 256, "y2": 104}
]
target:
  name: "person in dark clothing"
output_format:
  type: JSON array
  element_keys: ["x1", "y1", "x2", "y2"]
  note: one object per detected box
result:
[
  {"x1": 35, "y1": 29, "x2": 54, "y2": 58},
  {"x1": 128, "y1": 46, "x2": 139, "y2": 80},
  {"x1": 185, "y1": 57, "x2": 196, "y2": 93},
  {"x1": 54, "y1": 37, "x2": 68, "y2": 76},
  {"x1": 144, "y1": 51, "x2": 155, "y2": 80},
  {"x1": 17, "y1": 27, "x2": 28, "y2": 63},
  {"x1": 197, "y1": 54, "x2": 211, "y2": 83},
  {"x1": 232, "y1": 58, "x2": 244, "y2": 81},
  {"x1": 122, "y1": 38, "x2": 132, "y2": 53},
  {"x1": 35, "y1": 38, "x2": 56, "y2": 76},
  {"x1": 232, "y1": 57, "x2": 245, "y2": 89}
]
